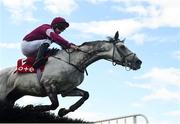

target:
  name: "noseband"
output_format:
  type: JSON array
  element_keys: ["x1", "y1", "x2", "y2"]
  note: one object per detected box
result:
[{"x1": 111, "y1": 42, "x2": 136, "y2": 70}]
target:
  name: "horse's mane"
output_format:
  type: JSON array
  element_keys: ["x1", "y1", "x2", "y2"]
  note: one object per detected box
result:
[
  {"x1": 51, "y1": 37, "x2": 114, "y2": 56},
  {"x1": 79, "y1": 35, "x2": 121, "y2": 47},
  {"x1": 79, "y1": 38, "x2": 112, "y2": 47}
]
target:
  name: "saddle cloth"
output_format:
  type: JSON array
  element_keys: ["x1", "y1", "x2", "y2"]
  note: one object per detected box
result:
[{"x1": 16, "y1": 57, "x2": 45, "y2": 73}]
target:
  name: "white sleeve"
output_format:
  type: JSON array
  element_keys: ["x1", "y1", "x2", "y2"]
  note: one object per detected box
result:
[{"x1": 46, "y1": 29, "x2": 54, "y2": 37}]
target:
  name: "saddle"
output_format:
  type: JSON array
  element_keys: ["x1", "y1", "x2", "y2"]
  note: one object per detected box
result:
[
  {"x1": 16, "y1": 57, "x2": 46, "y2": 73},
  {"x1": 16, "y1": 48, "x2": 59, "y2": 73}
]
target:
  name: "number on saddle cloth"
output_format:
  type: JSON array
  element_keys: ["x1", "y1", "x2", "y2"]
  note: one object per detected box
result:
[
  {"x1": 16, "y1": 48, "x2": 59, "y2": 73},
  {"x1": 16, "y1": 57, "x2": 45, "y2": 73}
]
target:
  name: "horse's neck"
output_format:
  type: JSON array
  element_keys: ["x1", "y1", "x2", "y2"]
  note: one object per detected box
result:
[
  {"x1": 77, "y1": 41, "x2": 113, "y2": 70},
  {"x1": 54, "y1": 41, "x2": 113, "y2": 71}
]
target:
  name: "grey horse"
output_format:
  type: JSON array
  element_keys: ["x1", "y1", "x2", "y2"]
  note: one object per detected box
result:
[{"x1": 0, "y1": 31, "x2": 142, "y2": 117}]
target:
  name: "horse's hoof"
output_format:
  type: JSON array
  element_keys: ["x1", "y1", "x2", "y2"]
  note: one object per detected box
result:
[{"x1": 58, "y1": 108, "x2": 69, "y2": 117}]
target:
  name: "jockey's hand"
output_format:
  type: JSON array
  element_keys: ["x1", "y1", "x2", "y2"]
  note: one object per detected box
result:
[{"x1": 70, "y1": 44, "x2": 79, "y2": 50}]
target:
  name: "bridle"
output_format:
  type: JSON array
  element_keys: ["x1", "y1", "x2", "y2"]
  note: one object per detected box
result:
[{"x1": 109, "y1": 41, "x2": 136, "y2": 71}]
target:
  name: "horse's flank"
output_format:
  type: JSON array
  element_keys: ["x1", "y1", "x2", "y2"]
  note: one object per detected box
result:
[{"x1": 0, "y1": 67, "x2": 16, "y2": 100}]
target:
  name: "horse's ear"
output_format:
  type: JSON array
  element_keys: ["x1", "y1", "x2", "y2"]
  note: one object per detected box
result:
[
  {"x1": 121, "y1": 38, "x2": 126, "y2": 43},
  {"x1": 107, "y1": 36, "x2": 114, "y2": 43},
  {"x1": 114, "y1": 31, "x2": 119, "y2": 41}
]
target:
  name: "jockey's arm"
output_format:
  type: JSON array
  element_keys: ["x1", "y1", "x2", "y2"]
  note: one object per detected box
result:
[{"x1": 46, "y1": 29, "x2": 72, "y2": 48}]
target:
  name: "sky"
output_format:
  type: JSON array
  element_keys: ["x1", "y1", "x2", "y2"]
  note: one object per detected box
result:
[{"x1": 0, "y1": 0, "x2": 180, "y2": 123}]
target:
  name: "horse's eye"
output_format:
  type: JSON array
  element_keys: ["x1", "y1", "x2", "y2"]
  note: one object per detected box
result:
[{"x1": 120, "y1": 45, "x2": 125, "y2": 49}]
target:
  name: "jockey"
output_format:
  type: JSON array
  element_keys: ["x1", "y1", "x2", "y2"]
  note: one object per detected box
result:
[{"x1": 21, "y1": 17, "x2": 79, "y2": 69}]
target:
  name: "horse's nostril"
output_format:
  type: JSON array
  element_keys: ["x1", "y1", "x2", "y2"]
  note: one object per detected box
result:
[{"x1": 136, "y1": 60, "x2": 142, "y2": 65}]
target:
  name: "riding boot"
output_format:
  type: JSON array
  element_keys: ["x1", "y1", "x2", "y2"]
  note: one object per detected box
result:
[{"x1": 33, "y1": 43, "x2": 50, "y2": 69}]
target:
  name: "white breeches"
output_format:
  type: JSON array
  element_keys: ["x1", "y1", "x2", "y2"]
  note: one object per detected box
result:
[{"x1": 21, "y1": 39, "x2": 51, "y2": 57}]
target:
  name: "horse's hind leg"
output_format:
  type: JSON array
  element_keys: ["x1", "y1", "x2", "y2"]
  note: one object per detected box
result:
[
  {"x1": 30, "y1": 84, "x2": 59, "y2": 112},
  {"x1": 6, "y1": 89, "x2": 24, "y2": 106},
  {"x1": 58, "y1": 88, "x2": 89, "y2": 117}
]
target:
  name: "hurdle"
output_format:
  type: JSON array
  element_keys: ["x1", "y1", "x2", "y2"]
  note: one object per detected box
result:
[{"x1": 93, "y1": 114, "x2": 149, "y2": 124}]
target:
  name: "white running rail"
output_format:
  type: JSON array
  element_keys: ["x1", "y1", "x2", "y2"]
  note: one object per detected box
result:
[{"x1": 93, "y1": 114, "x2": 149, "y2": 124}]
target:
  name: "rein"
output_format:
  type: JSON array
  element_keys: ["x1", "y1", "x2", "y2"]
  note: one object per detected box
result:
[
  {"x1": 52, "y1": 49, "x2": 90, "y2": 75},
  {"x1": 52, "y1": 41, "x2": 136, "y2": 74}
]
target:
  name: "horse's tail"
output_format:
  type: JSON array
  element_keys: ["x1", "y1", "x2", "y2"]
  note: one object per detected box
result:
[{"x1": 0, "y1": 67, "x2": 14, "y2": 101}]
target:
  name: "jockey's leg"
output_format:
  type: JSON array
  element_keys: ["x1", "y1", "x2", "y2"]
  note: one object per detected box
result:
[
  {"x1": 58, "y1": 88, "x2": 89, "y2": 117},
  {"x1": 33, "y1": 43, "x2": 50, "y2": 69}
]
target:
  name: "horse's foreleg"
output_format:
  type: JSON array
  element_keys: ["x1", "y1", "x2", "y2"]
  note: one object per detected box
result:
[
  {"x1": 58, "y1": 88, "x2": 89, "y2": 117},
  {"x1": 31, "y1": 84, "x2": 59, "y2": 112}
]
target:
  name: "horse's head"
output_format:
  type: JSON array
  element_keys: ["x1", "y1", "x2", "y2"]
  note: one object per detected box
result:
[{"x1": 109, "y1": 31, "x2": 142, "y2": 70}]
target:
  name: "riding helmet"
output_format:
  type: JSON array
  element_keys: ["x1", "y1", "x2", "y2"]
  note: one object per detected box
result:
[{"x1": 51, "y1": 17, "x2": 69, "y2": 30}]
